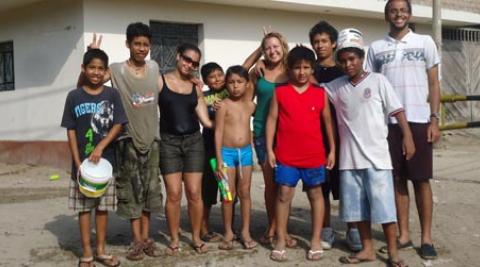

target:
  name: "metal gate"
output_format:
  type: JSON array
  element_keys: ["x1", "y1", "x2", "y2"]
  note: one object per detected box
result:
[{"x1": 441, "y1": 27, "x2": 480, "y2": 126}]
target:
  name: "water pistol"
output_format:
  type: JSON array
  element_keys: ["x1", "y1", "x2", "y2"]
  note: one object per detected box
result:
[{"x1": 209, "y1": 158, "x2": 233, "y2": 203}]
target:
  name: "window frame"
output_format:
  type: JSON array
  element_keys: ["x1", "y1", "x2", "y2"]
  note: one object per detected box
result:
[{"x1": 0, "y1": 40, "x2": 15, "y2": 91}]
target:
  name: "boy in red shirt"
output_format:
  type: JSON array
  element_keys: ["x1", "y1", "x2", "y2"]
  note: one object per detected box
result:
[{"x1": 266, "y1": 45, "x2": 335, "y2": 262}]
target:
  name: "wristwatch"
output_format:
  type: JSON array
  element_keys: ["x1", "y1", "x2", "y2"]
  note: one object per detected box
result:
[{"x1": 430, "y1": 112, "x2": 440, "y2": 120}]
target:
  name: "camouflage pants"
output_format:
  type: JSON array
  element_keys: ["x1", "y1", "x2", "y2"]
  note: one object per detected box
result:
[{"x1": 115, "y1": 139, "x2": 163, "y2": 219}]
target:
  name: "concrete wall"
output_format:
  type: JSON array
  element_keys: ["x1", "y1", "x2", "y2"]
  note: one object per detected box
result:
[{"x1": 0, "y1": 0, "x2": 84, "y2": 141}]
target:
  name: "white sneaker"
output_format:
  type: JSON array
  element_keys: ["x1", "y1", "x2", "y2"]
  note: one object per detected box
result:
[{"x1": 320, "y1": 227, "x2": 336, "y2": 250}]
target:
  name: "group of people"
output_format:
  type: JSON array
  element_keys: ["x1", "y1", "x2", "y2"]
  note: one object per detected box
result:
[{"x1": 61, "y1": 0, "x2": 440, "y2": 266}]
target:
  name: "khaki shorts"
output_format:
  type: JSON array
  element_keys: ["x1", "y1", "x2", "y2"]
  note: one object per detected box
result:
[{"x1": 115, "y1": 139, "x2": 163, "y2": 219}]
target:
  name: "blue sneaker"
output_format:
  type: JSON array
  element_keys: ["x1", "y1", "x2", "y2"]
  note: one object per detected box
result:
[
  {"x1": 320, "y1": 227, "x2": 336, "y2": 250},
  {"x1": 346, "y1": 228, "x2": 363, "y2": 252}
]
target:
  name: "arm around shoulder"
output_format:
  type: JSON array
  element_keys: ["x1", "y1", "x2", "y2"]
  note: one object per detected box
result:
[{"x1": 196, "y1": 85, "x2": 213, "y2": 128}]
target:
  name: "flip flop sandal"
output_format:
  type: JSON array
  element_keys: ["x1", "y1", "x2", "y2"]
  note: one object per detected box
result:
[
  {"x1": 339, "y1": 254, "x2": 375, "y2": 264},
  {"x1": 218, "y1": 239, "x2": 234, "y2": 250},
  {"x1": 126, "y1": 241, "x2": 144, "y2": 261},
  {"x1": 165, "y1": 245, "x2": 180, "y2": 256},
  {"x1": 79, "y1": 256, "x2": 96, "y2": 267},
  {"x1": 259, "y1": 234, "x2": 274, "y2": 245},
  {"x1": 95, "y1": 254, "x2": 120, "y2": 267},
  {"x1": 270, "y1": 249, "x2": 287, "y2": 262},
  {"x1": 379, "y1": 240, "x2": 414, "y2": 253},
  {"x1": 192, "y1": 243, "x2": 208, "y2": 254},
  {"x1": 240, "y1": 239, "x2": 258, "y2": 250},
  {"x1": 387, "y1": 259, "x2": 408, "y2": 267},
  {"x1": 307, "y1": 249, "x2": 324, "y2": 261},
  {"x1": 143, "y1": 239, "x2": 162, "y2": 257},
  {"x1": 201, "y1": 232, "x2": 223, "y2": 242}
]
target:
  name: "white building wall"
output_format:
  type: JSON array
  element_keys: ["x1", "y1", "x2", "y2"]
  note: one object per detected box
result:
[
  {"x1": 83, "y1": 0, "x2": 434, "y2": 75},
  {"x1": 0, "y1": 0, "x2": 84, "y2": 141},
  {"x1": 0, "y1": 0, "x2": 436, "y2": 142}
]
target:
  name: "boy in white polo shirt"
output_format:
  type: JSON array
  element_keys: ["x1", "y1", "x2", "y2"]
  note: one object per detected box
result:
[
  {"x1": 366, "y1": 0, "x2": 441, "y2": 260},
  {"x1": 325, "y1": 28, "x2": 414, "y2": 267}
]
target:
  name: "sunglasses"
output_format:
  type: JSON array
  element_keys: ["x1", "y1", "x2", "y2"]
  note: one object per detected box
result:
[{"x1": 180, "y1": 54, "x2": 200, "y2": 68}]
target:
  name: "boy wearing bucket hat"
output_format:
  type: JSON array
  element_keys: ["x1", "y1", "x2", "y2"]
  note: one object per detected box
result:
[
  {"x1": 366, "y1": 0, "x2": 441, "y2": 260},
  {"x1": 61, "y1": 48, "x2": 127, "y2": 267},
  {"x1": 324, "y1": 28, "x2": 414, "y2": 267}
]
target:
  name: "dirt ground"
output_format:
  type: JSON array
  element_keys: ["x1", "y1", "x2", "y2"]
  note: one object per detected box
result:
[{"x1": 1, "y1": 130, "x2": 480, "y2": 267}]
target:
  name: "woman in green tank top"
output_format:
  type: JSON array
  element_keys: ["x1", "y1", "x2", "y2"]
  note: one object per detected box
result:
[{"x1": 246, "y1": 32, "x2": 297, "y2": 248}]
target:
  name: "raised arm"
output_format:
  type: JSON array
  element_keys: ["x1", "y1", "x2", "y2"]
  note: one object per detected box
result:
[
  {"x1": 427, "y1": 65, "x2": 441, "y2": 143},
  {"x1": 243, "y1": 26, "x2": 271, "y2": 71},
  {"x1": 243, "y1": 46, "x2": 263, "y2": 71},
  {"x1": 265, "y1": 91, "x2": 279, "y2": 169},
  {"x1": 77, "y1": 33, "x2": 110, "y2": 87},
  {"x1": 321, "y1": 94, "x2": 336, "y2": 170},
  {"x1": 195, "y1": 86, "x2": 214, "y2": 128}
]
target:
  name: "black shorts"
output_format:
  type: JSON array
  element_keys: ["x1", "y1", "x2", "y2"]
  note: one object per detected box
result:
[
  {"x1": 159, "y1": 131, "x2": 205, "y2": 175},
  {"x1": 388, "y1": 123, "x2": 433, "y2": 181}
]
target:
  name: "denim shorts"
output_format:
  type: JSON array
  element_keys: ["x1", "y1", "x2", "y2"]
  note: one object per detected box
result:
[
  {"x1": 221, "y1": 145, "x2": 253, "y2": 168},
  {"x1": 253, "y1": 136, "x2": 267, "y2": 164},
  {"x1": 275, "y1": 163, "x2": 326, "y2": 188},
  {"x1": 339, "y1": 168, "x2": 397, "y2": 224}
]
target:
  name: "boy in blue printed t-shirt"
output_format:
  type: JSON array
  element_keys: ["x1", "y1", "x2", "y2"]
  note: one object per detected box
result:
[{"x1": 61, "y1": 48, "x2": 127, "y2": 267}]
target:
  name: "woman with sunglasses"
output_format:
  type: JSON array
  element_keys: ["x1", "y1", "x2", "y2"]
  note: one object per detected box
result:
[{"x1": 158, "y1": 43, "x2": 213, "y2": 255}]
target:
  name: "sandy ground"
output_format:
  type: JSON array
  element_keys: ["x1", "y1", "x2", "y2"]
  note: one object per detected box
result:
[{"x1": 1, "y1": 130, "x2": 480, "y2": 267}]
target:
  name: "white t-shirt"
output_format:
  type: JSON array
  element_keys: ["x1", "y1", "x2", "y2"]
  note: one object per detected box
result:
[
  {"x1": 325, "y1": 73, "x2": 404, "y2": 170},
  {"x1": 365, "y1": 30, "x2": 440, "y2": 123}
]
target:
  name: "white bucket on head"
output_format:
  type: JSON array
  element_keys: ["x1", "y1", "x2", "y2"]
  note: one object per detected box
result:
[
  {"x1": 337, "y1": 28, "x2": 364, "y2": 51},
  {"x1": 78, "y1": 158, "x2": 113, "y2": 198}
]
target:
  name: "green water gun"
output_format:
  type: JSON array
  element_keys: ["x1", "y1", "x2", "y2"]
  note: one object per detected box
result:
[{"x1": 209, "y1": 158, "x2": 233, "y2": 203}]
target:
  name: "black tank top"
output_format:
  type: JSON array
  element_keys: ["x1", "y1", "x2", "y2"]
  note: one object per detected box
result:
[{"x1": 158, "y1": 75, "x2": 200, "y2": 135}]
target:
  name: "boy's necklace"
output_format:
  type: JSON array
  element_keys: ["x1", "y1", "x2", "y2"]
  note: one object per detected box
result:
[
  {"x1": 350, "y1": 72, "x2": 369, "y2": 86},
  {"x1": 127, "y1": 60, "x2": 146, "y2": 75}
]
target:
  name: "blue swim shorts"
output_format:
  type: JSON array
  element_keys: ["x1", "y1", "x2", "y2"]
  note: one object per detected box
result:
[
  {"x1": 339, "y1": 168, "x2": 397, "y2": 224},
  {"x1": 221, "y1": 145, "x2": 253, "y2": 168},
  {"x1": 275, "y1": 162, "x2": 325, "y2": 188}
]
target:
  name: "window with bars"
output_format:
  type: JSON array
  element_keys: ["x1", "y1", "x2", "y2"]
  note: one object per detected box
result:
[
  {"x1": 150, "y1": 21, "x2": 200, "y2": 74},
  {"x1": 443, "y1": 28, "x2": 480, "y2": 42},
  {"x1": 0, "y1": 41, "x2": 14, "y2": 91}
]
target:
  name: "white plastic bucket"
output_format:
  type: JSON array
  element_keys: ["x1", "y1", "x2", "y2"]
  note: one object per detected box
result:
[
  {"x1": 78, "y1": 158, "x2": 113, "y2": 198},
  {"x1": 337, "y1": 28, "x2": 364, "y2": 51}
]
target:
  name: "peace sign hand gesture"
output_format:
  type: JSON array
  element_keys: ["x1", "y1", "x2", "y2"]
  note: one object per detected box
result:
[{"x1": 87, "y1": 33, "x2": 102, "y2": 50}]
